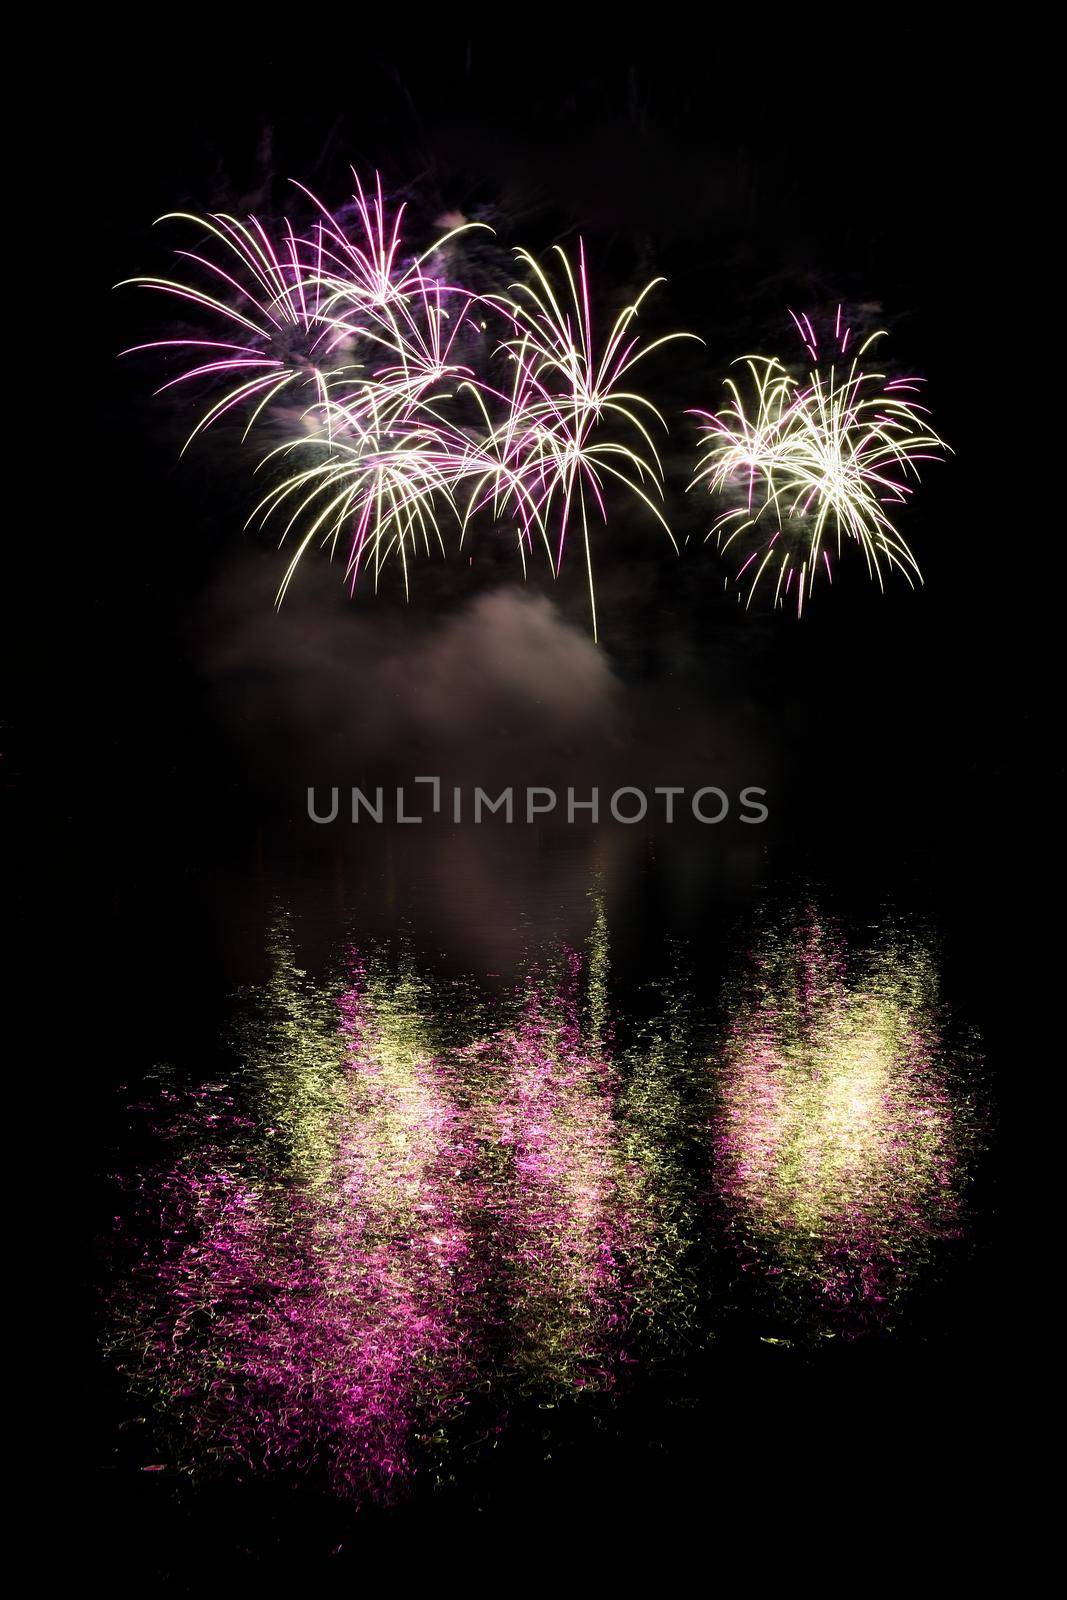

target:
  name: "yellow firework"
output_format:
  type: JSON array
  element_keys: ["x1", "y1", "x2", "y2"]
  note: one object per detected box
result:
[
  {"x1": 485, "y1": 241, "x2": 696, "y2": 640},
  {"x1": 690, "y1": 310, "x2": 948, "y2": 615}
]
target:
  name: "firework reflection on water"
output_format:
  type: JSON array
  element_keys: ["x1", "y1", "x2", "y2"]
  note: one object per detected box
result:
[{"x1": 104, "y1": 897, "x2": 982, "y2": 1501}]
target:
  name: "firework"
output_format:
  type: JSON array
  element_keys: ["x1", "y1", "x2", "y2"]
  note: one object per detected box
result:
[
  {"x1": 121, "y1": 173, "x2": 506, "y2": 605},
  {"x1": 251, "y1": 394, "x2": 469, "y2": 603},
  {"x1": 118, "y1": 209, "x2": 356, "y2": 450},
  {"x1": 690, "y1": 307, "x2": 948, "y2": 615},
  {"x1": 120, "y1": 180, "x2": 695, "y2": 630},
  {"x1": 248, "y1": 235, "x2": 690, "y2": 626},
  {"x1": 294, "y1": 172, "x2": 488, "y2": 424},
  {"x1": 118, "y1": 172, "x2": 485, "y2": 452},
  {"x1": 485, "y1": 243, "x2": 692, "y2": 641},
  {"x1": 124, "y1": 176, "x2": 951, "y2": 631}
]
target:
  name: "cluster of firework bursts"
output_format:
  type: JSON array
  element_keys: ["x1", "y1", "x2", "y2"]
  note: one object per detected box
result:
[
  {"x1": 690, "y1": 308, "x2": 950, "y2": 616},
  {"x1": 122, "y1": 172, "x2": 948, "y2": 630}
]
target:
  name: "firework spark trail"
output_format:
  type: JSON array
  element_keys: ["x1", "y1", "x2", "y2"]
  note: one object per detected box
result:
[
  {"x1": 240, "y1": 232, "x2": 689, "y2": 629},
  {"x1": 249, "y1": 397, "x2": 467, "y2": 604},
  {"x1": 121, "y1": 177, "x2": 695, "y2": 630},
  {"x1": 121, "y1": 172, "x2": 507, "y2": 606},
  {"x1": 118, "y1": 208, "x2": 359, "y2": 451},
  {"x1": 689, "y1": 308, "x2": 948, "y2": 615},
  {"x1": 296, "y1": 173, "x2": 488, "y2": 416},
  {"x1": 119, "y1": 172, "x2": 487, "y2": 460},
  {"x1": 124, "y1": 180, "x2": 950, "y2": 629},
  {"x1": 483, "y1": 242, "x2": 694, "y2": 641}
]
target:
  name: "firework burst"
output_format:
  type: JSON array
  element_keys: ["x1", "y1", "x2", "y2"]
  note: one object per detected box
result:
[
  {"x1": 251, "y1": 396, "x2": 467, "y2": 603},
  {"x1": 485, "y1": 243, "x2": 693, "y2": 641},
  {"x1": 118, "y1": 209, "x2": 357, "y2": 450},
  {"x1": 119, "y1": 172, "x2": 486, "y2": 453},
  {"x1": 242, "y1": 235, "x2": 690, "y2": 629},
  {"x1": 690, "y1": 308, "x2": 948, "y2": 616},
  {"x1": 120, "y1": 181, "x2": 694, "y2": 632}
]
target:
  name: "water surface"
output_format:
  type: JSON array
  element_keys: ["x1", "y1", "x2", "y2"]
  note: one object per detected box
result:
[{"x1": 100, "y1": 865, "x2": 987, "y2": 1519}]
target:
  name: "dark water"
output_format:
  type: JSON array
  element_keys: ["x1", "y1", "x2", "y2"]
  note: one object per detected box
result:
[{"x1": 89, "y1": 818, "x2": 998, "y2": 1574}]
